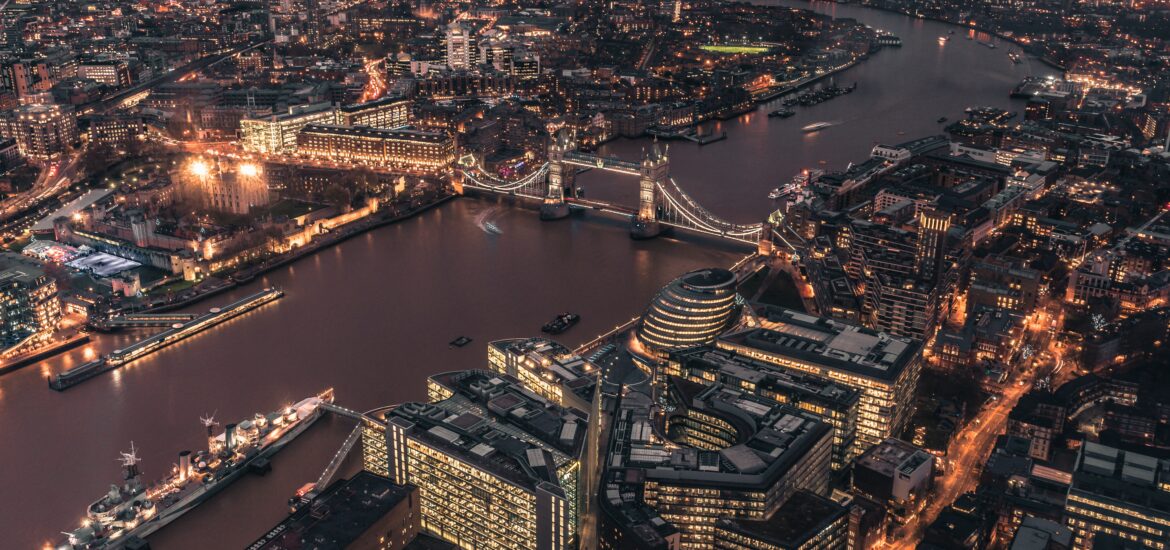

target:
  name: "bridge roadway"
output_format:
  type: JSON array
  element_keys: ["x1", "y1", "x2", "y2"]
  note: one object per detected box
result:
[{"x1": 459, "y1": 145, "x2": 773, "y2": 247}]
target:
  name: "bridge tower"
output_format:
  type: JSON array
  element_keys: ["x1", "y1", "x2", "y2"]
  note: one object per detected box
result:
[
  {"x1": 540, "y1": 129, "x2": 575, "y2": 220},
  {"x1": 631, "y1": 141, "x2": 667, "y2": 239}
]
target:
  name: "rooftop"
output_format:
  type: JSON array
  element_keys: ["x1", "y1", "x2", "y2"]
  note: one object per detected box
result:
[
  {"x1": 715, "y1": 490, "x2": 848, "y2": 547},
  {"x1": 383, "y1": 370, "x2": 586, "y2": 494},
  {"x1": 856, "y1": 438, "x2": 933, "y2": 478},
  {"x1": 719, "y1": 308, "x2": 920, "y2": 382},
  {"x1": 247, "y1": 472, "x2": 416, "y2": 550}
]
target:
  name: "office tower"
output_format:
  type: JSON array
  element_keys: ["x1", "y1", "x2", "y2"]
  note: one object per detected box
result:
[
  {"x1": 487, "y1": 337, "x2": 597, "y2": 412},
  {"x1": 1064, "y1": 443, "x2": 1170, "y2": 549},
  {"x1": 600, "y1": 380, "x2": 833, "y2": 549},
  {"x1": 363, "y1": 370, "x2": 586, "y2": 550},
  {"x1": 717, "y1": 308, "x2": 922, "y2": 451},
  {"x1": 663, "y1": 345, "x2": 860, "y2": 471},
  {"x1": 445, "y1": 23, "x2": 477, "y2": 70}
]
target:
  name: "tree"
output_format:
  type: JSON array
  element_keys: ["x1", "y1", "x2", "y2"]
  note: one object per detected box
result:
[{"x1": 323, "y1": 183, "x2": 352, "y2": 212}]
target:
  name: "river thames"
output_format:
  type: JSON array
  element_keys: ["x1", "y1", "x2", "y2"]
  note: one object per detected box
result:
[{"x1": 1, "y1": 2, "x2": 1054, "y2": 548}]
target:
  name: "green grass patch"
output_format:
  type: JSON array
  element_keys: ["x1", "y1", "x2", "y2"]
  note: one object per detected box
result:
[
  {"x1": 147, "y1": 278, "x2": 197, "y2": 295},
  {"x1": 700, "y1": 45, "x2": 770, "y2": 54}
]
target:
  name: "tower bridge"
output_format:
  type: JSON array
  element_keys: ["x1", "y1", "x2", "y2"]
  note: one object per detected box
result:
[{"x1": 458, "y1": 129, "x2": 790, "y2": 249}]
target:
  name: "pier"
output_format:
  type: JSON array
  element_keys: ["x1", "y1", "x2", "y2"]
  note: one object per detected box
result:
[
  {"x1": 49, "y1": 288, "x2": 285, "y2": 391},
  {"x1": 91, "y1": 312, "x2": 200, "y2": 330}
]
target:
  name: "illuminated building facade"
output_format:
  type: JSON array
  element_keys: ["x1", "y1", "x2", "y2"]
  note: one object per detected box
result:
[
  {"x1": 296, "y1": 124, "x2": 455, "y2": 172},
  {"x1": 445, "y1": 22, "x2": 478, "y2": 70},
  {"x1": 1064, "y1": 442, "x2": 1170, "y2": 550},
  {"x1": 717, "y1": 309, "x2": 922, "y2": 451},
  {"x1": 204, "y1": 164, "x2": 270, "y2": 215},
  {"x1": 339, "y1": 97, "x2": 411, "y2": 129},
  {"x1": 712, "y1": 490, "x2": 850, "y2": 550},
  {"x1": 363, "y1": 370, "x2": 586, "y2": 550},
  {"x1": 487, "y1": 337, "x2": 597, "y2": 412},
  {"x1": 239, "y1": 102, "x2": 337, "y2": 154},
  {"x1": 77, "y1": 61, "x2": 132, "y2": 88},
  {"x1": 600, "y1": 381, "x2": 833, "y2": 549},
  {"x1": 0, "y1": 253, "x2": 60, "y2": 351},
  {"x1": 663, "y1": 346, "x2": 860, "y2": 471},
  {"x1": 635, "y1": 268, "x2": 740, "y2": 356},
  {"x1": 4, "y1": 103, "x2": 78, "y2": 160}
]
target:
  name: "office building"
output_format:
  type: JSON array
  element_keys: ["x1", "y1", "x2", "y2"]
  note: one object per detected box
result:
[
  {"x1": 717, "y1": 308, "x2": 922, "y2": 451},
  {"x1": 487, "y1": 337, "x2": 597, "y2": 412},
  {"x1": 239, "y1": 102, "x2": 338, "y2": 154},
  {"x1": 915, "y1": 207, "x2": 952, "y2": 284},
  {"x1": 635, "y1": 268, "x2": 740, "y2": 356},
  {"x1": 600, "y1": 380, "x2": 833, "y2": 549},
  {"x1": 339, "y1": 97, "x2": 411, "y2": 129},
  {"x1": 77, "y1": 60, "x2": 132, "y2": 88},
  {"x1": 363, "y1": 370, "x2": 586, "y2": 550},
  {"x1": 1064, "y1": 443, "x2": 1170, "y2": 549},
  {"x1": 712, "y1": 490, "x2": 850, "y2": 550},
  {"x1": 295, "y1": 124, "x2": 455, "y2": 172},
  {"x1": 2, "y1": 103, "x2": 78, "y2": 160},
  {"x1": 445, "y1": 23, "x2": 478, "y2": 70},
  {"x1": 852, "y1": 438, "x2": 933, "y2": 505},
  {"x1": 248, "y1": 472, "x2": 422, "y2": 550},
  {"x1": 0, "y1": 253, "x2": 60, "y2": 351},
  {"x1": 663, "y1": 345, "x2": 860, "y2": 471},
  {"x1": 86, "y1": 114, "x2": 144, "y2": 148}
]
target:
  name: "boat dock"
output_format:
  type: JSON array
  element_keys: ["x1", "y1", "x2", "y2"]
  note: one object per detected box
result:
[
  {"x1": 49, "y1": 288, "x2": 285, "y2": 391},
  {"x1": 91, "y1": 312, "x2": 200, "y2": 330}
]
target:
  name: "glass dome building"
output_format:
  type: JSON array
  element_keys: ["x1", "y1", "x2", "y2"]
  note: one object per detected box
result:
[{"x1": 635, "y1": 268, "x2": 740, "y2": 354}]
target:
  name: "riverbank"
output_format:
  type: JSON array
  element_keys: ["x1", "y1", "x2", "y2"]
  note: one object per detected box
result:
[
  {"x1": 795, "y1": 0, "x2": 1067, "y2": 71},
  {"x1": 139, "y1": 192, "x2": 458, "y2": 314}
]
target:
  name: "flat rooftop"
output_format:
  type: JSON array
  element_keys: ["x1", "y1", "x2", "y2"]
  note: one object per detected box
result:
[
  {"x1": 719, "y1": 308, "x2": 920, "y2": 382},
  {"x1": 247, "y1": 472, "x2": 416, "y2": 550},
  {"x1": 716, "y1": 490, "x2": 847, "y2": 546},
  {"x1": 384, "y1": 370, "x2": 586, "y2": 494}
]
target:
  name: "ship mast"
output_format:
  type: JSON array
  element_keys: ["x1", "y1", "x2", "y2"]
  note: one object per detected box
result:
[
  {"x1": 200, "y1": 412, "x2": 219, "y2": 451},
  {"x1": 119, "y1": 442, "x2": 142, "y2": 480}
]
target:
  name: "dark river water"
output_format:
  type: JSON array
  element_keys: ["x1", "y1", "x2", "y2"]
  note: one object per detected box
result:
[{"x1": 0, "y1": 2, "x2": 1055, "y2": 548}]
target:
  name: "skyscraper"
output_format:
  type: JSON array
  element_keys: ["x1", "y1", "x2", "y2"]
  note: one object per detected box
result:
[
  {"x1": 445, "y1": 23, "x2": 478, "y2": 70},
  {"x1": 363, "y1": 370, "x2": 587, "y2": 550}
]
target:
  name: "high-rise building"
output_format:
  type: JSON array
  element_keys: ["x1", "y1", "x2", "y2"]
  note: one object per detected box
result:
[
  {"x1": 717, "y1": 308, "x2": 922, "y2": 451},
  {"x1": 1064, "y1": 442, "x2": 1170, "y2": 549},
  {"x1": 915, "y1": 207, "x2": 952, "y2": 284},
  {"x1": 445, "y1": 23, "x2": 478, "y2": 70},
  {"x1": 0, "y1": 253, "x2": 60, "y2": 352},
  {"x1": 663, "y1": 345, "x2": 860, "y2": 471},
  {"x1": 363, "y1": 370, "x2": 587, "y2": 550},
  {"x1": 600, "y1": 380, "x2": 834, "y2": 549},
  {"x1": 635, "y1": 268, "x2": 740, "y2": 356},
  {"x1": 487, "y1": 337, "x2": 597, "y2": 412}
]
